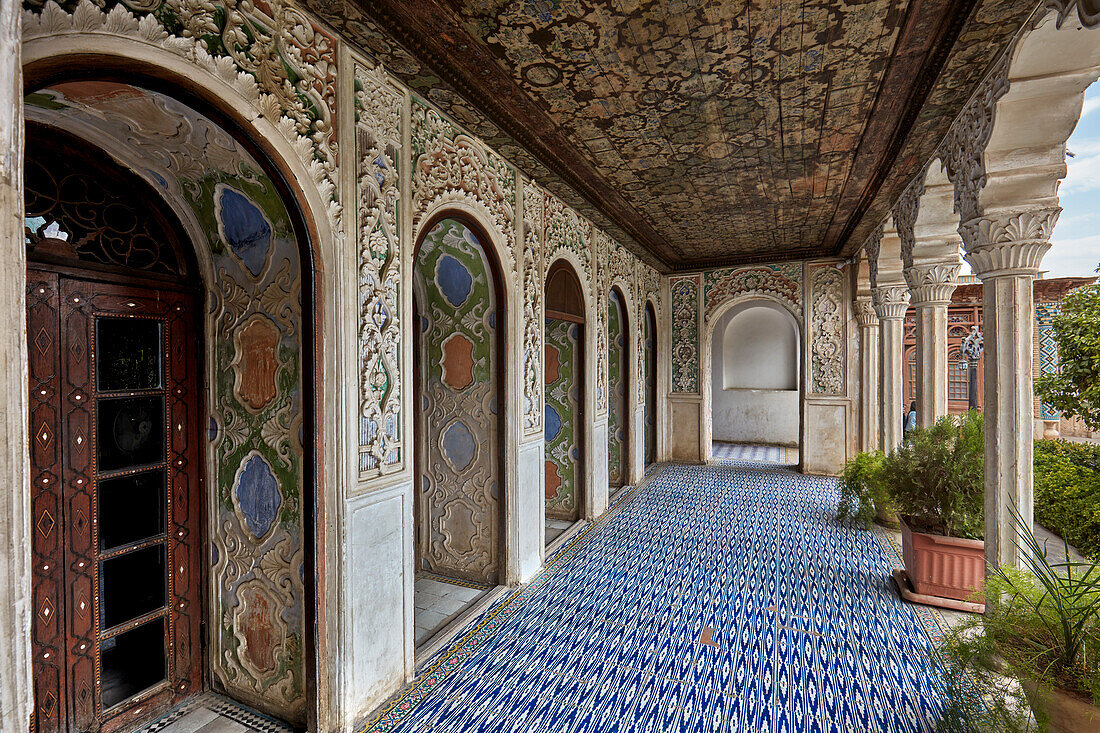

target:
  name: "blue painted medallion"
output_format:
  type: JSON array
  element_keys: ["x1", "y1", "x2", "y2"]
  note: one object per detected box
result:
[
  {"x1": 217, "y1": 186, "x2": 272, "y2": 278},
  {"x1": 544, "y1": 404, "x2": 562, "y2": 441},
  {"x1": 441, "y1": 420, "x2": 477, "y2": 472},
  {"x1": 435, "y1": 254, "x2": 472, "y2": 307},
  {"x1": 234, "y1": 453, "x2": 282, "y2": 538}
]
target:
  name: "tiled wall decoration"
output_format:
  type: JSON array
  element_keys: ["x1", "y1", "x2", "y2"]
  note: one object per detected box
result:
[{"x1": 1036, "y1": 301, "x2": 1061, "y2": 421}]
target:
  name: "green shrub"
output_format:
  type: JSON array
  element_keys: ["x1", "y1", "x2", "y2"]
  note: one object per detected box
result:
[
  {"x1": 1034, "y1": 439, "x2": 1100, "y2": 563},
  {"x1": 837, "y1": 450, "x2": 891, "y2": 529},
  {"x1": 886, "y1": 410, "x2": 984, "y2": 540}
]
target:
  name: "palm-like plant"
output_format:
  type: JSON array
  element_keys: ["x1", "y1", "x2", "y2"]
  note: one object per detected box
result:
[{"x1": 935, "y1": 504, "x2": 1100, "y2": 732}]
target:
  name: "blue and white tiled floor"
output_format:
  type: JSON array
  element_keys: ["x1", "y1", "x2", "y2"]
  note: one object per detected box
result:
[{"x1": 365, "y1": 464, "x2": 949, "y2": 733}]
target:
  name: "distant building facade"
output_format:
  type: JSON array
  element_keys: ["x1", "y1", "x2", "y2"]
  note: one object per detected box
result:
[{"x1": 903, "y1": 275, "x2": 1099, "y2": 440}]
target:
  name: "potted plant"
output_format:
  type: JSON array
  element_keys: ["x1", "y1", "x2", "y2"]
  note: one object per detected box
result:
[
  {"x1": 935, "y1": 506, "x2": 1100, "y2": 732},
  {"x1": 837, "y1": 449, "x2": 897, "y2": 529},
  {"x1": 887, "y1": 411, "x2": 986, "y2": 611}
]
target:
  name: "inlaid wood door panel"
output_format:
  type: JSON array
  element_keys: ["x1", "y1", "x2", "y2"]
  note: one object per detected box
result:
[{"x1": 29, "y1": 272, "x2": 202, "y2": 733}]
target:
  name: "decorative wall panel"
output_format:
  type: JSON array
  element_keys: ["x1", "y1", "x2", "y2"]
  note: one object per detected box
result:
[
  {"x1": 544, "y1": 193, "x2": 592, "y2": 281},
  {"x1": 810, "y1": 266, "x2": 846, "y2": 396},
  {"x1": 703, "y1": 263, "x2": 803, "y2": 324},
  {"x1": 1036, "y1": 302, "x2": 1061, "y2": 421},
  {"x1": 671, "y1": 276, "x2": 700, "y2": 394},
  {"x1": 355, "y1": 61, "x2": 405, "y2": 476},
  {"x1": 544, "y1": 318, "x2": 582, "y2": 520},
  {"x1": 415, "y1": 220, "x2": 502, "y2": 584},
  {"x1": 607, "y1": 289, "x2": 627, "y2": 487},
  {"x1": 594, "y1": 231, "x2": 611, "y2": 415},
  {"x1": 522, "y1": 179, "x2": 545, "y2": 436}
]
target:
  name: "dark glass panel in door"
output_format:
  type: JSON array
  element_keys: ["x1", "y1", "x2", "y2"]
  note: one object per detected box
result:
[
  {"x1": 97, "y1": 396, "x2": 165, "y2": 471},
  {"x1": 98, "y1": 470, "x2": 166, "y2": 551},
  {"x1": 100, "y1": 545, "x2": 166, "y2": 629},
  {"x1": 96, "y1": 317, "x2": 163, "y2": 391},
  {"x1": 100, "y1": 619, "x2": 167, "y2": 709}
]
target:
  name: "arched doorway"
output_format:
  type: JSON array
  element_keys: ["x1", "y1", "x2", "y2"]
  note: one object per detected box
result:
[
  {"x1": 607, "y1": 287, "x2": 630, "y2": 489},
  {"x1": 709, "y1": 301, "x2": 801, "y2": 465},
  {"x1": 644, "y1": 301, "x2": 658, "y2": 466},
  {"x1": 23, "y1": 78, "x2": 317, "y2": 730},
  {"x1": 544, "y1": 261, "x2": 585, "y2": 546},
  {"x1": 411, "y1": 216, "x2": 505, "y2": 644}
]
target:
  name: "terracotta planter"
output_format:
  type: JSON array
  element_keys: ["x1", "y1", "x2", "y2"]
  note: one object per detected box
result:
[
  {"x1": 1022, "y1": 679, "x2": 1100, "y2": 733},
  {"x1": 900, "y1": 518, "x2": 985, "y2": 602}
]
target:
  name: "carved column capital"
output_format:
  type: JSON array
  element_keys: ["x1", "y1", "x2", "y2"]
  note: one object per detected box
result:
[
  {"x1": 854, "y1": 297, "x2": 877, "y2": 327},
  {"x1": 872, "y1": 285, "x2": 911, "y2": 320},
  {"x1": 904, "y1": 262, "x2": 960, "y2": 306},
  {"x1": 959, "y1": 207, "x2": 1060, "y2": 277}
]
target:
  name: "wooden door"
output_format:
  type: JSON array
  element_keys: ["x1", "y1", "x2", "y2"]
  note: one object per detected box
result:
[{"x1": 28, "y1": 270, "x2": 202, "y2": 733}]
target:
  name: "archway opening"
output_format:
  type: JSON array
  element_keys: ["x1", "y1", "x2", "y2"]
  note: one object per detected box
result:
[
  {"x1": 411, "y1": 216, "x2": 505, "y2": 648},
  {"x1": 644, "y1": 302, "x2": 658, "y2": 466},
  {"x1": 544, "y1": 260, "x2": 586, "y2": 547},
  {"x1": 607, "y1": 286, "x2": 630, "y2": 489},
  {"x1": 710, "y1": 301, "x2": 801, "y2": 465},
  {"x1": 23, "y1": 77, "x2": 316, "y2": 730}
]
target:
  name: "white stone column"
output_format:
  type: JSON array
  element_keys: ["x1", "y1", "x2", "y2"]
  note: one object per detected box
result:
[
  {"x1": 962, "y1": 212, "x2": 1056, "y2": 569},
  {"x1": 905, "y1": 263, "x2": 959, "y2": 426},
  {"x1": 855, "y1": 298, "x2": 881, "y2": 452},
  {"x1": 0, "y1": 0, "x2": 31, "y2": 727},
  {"x1": 874, "y1": 286, "x2": 910, "y2": 451}
]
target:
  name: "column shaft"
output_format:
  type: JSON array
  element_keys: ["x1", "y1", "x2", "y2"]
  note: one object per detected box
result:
[
  {"x1": 982, "y1": 273, "x2": 1036, "y2": 569},
  {"x1": 880, "y1": 317, "x2": 906, "y2": 451},
  {"x1": 915, "y1": 302, "x2": 949, "y2": 426},
  {"x1": 0, "y1": 0, "x2": 31, "y2": 726},
  {"x1": 859, "y1": 323, "x2": 881, "y2": 452}
]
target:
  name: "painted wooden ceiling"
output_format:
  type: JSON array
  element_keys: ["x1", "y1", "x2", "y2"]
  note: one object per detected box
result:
[{"x1": 310, "y1": 0, "x2": 1039, "y2": 269}]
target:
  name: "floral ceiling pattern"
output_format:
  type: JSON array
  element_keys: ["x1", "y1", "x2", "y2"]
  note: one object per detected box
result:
[{"x1": 302, "y1": 0, "x2": 1036, "y2": 269}]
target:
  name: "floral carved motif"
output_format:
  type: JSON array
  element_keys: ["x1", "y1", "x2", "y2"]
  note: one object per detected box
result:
[
  {"x1": 864, "y1": 223, "x2": 885, "y2": 289},
  {"x1": 594, "y1": 230, "x2": 612, "y2": 414},
  {"x1": 522, "y1": 179, "x2": 544, "y2": 435},
  {"x1": 810, "y1": 266, "x2": 845, "y2": 396},
  {"x1": 702, "y1": 263, "x2": 802, "y2": 323},
  {"x1": 544, "y1": 193, "x2": 591, "y2": 278},
  {"x1": 410, "y1": 98, "x2": 516, "y2": 273},
  {"x1": 893, "y1": 174, "x2": 925, "y2": 269},
  {"x1": 671, "y1": 275, "x2": 700, "y2": 394},
  {"x1": 355, "y1": 61, "x2": 404, "y2": 476},
  {"x1": 939, "y1": 47, "x2": 1012, "y2": 227},
  {"x1": 24, "y1": 0, "x2": 341, "y2": 229}
]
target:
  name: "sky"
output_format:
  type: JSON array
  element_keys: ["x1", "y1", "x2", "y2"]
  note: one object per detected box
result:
[{"x1": 1039, "y1": 83, "x2": 1100, "y2": 278}]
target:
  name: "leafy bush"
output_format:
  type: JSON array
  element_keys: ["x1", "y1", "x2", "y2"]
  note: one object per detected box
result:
[
  {"x1": 837, "y1": 450, "x2": 891, "y2": 529},
  {"x1": 1035, "y1": 275, "x2": 1100, "y2": 431},
  {"x1": 886, "y1": 411, "x2": 984, "y2": 539},
  {"x1": 1034, "y1": 439, "x2": 1100, "y2": 563},
  {"x1": 935, "y1": 510, "x2": 1100, "y2": 732}
]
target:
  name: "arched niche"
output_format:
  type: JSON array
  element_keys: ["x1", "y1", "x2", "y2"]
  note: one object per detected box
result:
[
  {"x1": 20, "y1": 77, "x2": 320, "y2": 729},
  {"x1": 411, "y1": 213, "x2": 507, "y2": 587},
  {"x1": 543, "y1": 260, "x2": 586, "y2": 533},
  {"x1": 709, "y1": 300, "x2": 802, "y2": 448}
]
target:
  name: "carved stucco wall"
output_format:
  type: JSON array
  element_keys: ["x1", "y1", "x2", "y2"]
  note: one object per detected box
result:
[
  {"x1": 23, "y1": 81, "x2": 309, "y2": 722},
  {"x1": 21, "y1": 0, "x2": 668, "y2": 721},
  {"x1": 809, "y1": 264, "x2": 847, "y2": 396}
]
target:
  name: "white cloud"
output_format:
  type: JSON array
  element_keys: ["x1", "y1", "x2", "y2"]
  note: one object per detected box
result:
[
  {"x1": 1060, "y1": 151, "x2": 1100, "y2": 194},
  {"x1": 1046, "y1": 233, "x2": 1100, "y2": 277}
]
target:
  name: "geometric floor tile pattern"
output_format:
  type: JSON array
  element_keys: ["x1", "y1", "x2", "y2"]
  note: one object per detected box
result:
[{"x1": 364, "y1": 464, "x2": 948, "y2": 733}]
